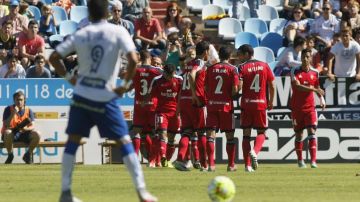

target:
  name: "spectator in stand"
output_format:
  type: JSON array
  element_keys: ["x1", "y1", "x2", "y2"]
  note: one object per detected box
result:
[
  {"x1": 26, "y1": 54, "x2": 51, "y2": 78},
  {"x1": 39, "y1": 5, "x2": 57, "y2": 38},
  {"x1": 349, "y1": 1, "x2": 360, "y2": 29},
  {"x1": 192, "y1": 32, "x2": 219, "y2": 66},
  {"x1": 274, "y1": 36, "x2": 307, "y2": 76},
  {"x1": 0, "y1": 0, "x2": 9, "y2": 18},
  {"x1": 151, "y1": 56, "x2": 163, "y2": 68},
  {"x1": 179, "y1": 17, "x2": 194, "y2": 49},
  {"x1": 53, "y1": 0, "x2": 74, "y2": 14},
  {"x1": 18, "y1": 20, "x2": 45, "y2": 69},
  {"x1": 0, "y1": 21, "x2": 17, "y2": 65},
  {"x1": 24, "y1": 0, "x2": 44, "y2": 11},
  {"x1": 232, "y1": 0, "x2": 264, "y2": 18},
  {"x1": 353, "y1": 27, "x2": 360, "y2": 44},
  {"x1": 311, "y1": 3, "x2": 340, "y2": 49},
  {"x1": 108, "y1": 1, "x2": 134, "y2": 35},
  {"x1": 162, "y1": 2, "x2": 182, "y2": 37},
  {"x1": 313, "y1": 0, "x2": 342, "y2": 18},
  {"x1": 134, "y1": 7, "x2": 166, "y2": 51},
  {"x1": 283, "y1": 5, "x2": 310, "y2": 46},
  {"x1": 283, "y1": 0, "x2": 313, "y2": 19},
  {"x1": 162, "y1": 32, "x2": 184, "y2": 72},
  {"x1": 0, "y1": 0, "x2": 29, "y2": 36},
  {"x1": 0, "y1": 54, "x2": 26, "y2": 78},
  {"x1": 326, "y1": 27, "x2": 360, "y2": 81},
  {"x1": 122, "y1": 0, "x2": 149, "y2": 23},
  {"x1": 19, "y1": 1, "x2": 34, "y2": 20}
]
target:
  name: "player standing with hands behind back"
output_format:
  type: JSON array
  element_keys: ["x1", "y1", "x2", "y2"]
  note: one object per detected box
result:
[
  {"x1": 237, "y1": 44, "x2": 275, "y2": 172},
  {"x1": 49, "y1": 0, "x2": 157, "y2": 202}
]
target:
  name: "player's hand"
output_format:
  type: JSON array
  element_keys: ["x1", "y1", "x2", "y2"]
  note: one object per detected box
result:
[
  {"x1": 114, "y1": 86, "x2": 127, "y2": 97},
  {"x1": 192, "y1": 96, "x2": 201, "y2": 107},
  {"x1": 355, "y1": 73, "x2": 360, "y2": 81},
  {"x1": 315, "y1": 88, "x2": 325, "y2": 97},
  {"x1": 267, "y1": 102, "x2": 273, "y2": 110},
  {"x1": 327, "y1": 73, "x2": 336, "y2": 82},
  {"x1": 320, "y1": 103, "x2": 326, "y2": 111}
]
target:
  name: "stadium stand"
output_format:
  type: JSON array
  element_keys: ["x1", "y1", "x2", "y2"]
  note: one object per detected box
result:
[
  {"x1": 234, "y1": 32, "x2": 259, "y2": 49},
  {"x1": 253, "y1": 46, "x2": 275, "y2": 63},
  {"x1": 218, "y1": 17, "x2": 242, "y2": 40},
  {"x1": 244, "y1": 18, "x2": 268, "y2": 38}
]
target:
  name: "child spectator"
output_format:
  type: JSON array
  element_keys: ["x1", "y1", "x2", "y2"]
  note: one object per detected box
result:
[{"x1": 39, "y1": 5, "x2": 57, "y2": 38}]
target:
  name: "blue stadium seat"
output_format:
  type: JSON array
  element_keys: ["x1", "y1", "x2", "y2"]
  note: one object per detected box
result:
[
  {"x1": 213, "y1": 0, "x2": 231, "y2": 12},
  {"x1": 228, "y1": 5, "x2": 251, "y2": 22},
  {"x1": 59, "y1": 20, "x2": 78, "y2": 36},
  {"x1": 269, "y1": 18, "x2": 287, "y2": 35},
  {"x1": 260, "y1": 32, "x2": 284, "y2": 56},
  {"x1": 277, "y1": 46, "x2": 286, "y2": 58},
  {"x1": 234, "y1": 32, "x2": 259, "y2": 49},
  {"x1": 244, "y1": 18, "x2": 268, "y2": 38},
  {"x1": 266, "y1": 0, "x2": 284, "y2": 12},
  {"x1": 70, "y1": 6, "x2": 89, "y2": 23},
  {"x1": 268, "y1": 61, "x2": 279, "y2": 70},
  {"x1": 28, "y1": 5, "x2": 41, "y2": 23},
  {"x1": 218, "y1": 18, "x2": 242, "y2": 40},
  {"x1": 51, "y1": 6, "x2": 68, "y2": 23},
  {"x1": 187, "y1": 0, "x2": 210, "y2": 13},
  {"x1": 257, "y1": 5, "x2": 279, "y2": 24},
  {"x1": 254, "y1": 47, "x2": 275, "y2": 63},
  {"x1": 202, "y1": 4, "x2": 225, "y2": 27}
]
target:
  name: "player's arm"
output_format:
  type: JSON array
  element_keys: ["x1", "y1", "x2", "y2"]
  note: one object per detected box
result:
[
  {"x1": 232, "y1": 70, "x2": 240, "y2": 97},
  {"x1": 114, "y1": 51, "x2": 138, "y2": 96},
  {"x1": 325, "y1": 52, "x2": 336, "y2": 81},
  {"x1": 292, "y1": 79, "x2": 325, "y2": 95},
  {"x1": 189, "y1": 68, "x2": 200, "y2": 105},
  {"x1": 268, "y1": 80, "x2": 275, "y2": 110},
  {"x1": 355, "y1": 52, "x2": 360, "y2": 81}
]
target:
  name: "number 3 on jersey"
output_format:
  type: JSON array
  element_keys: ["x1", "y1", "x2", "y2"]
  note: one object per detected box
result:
[
  {"x1": 140, "y1": 79, "x2": 148, "y2": 95},
  {"x1": 250, "y1": 74, "x2": 260, "y2": 93}
]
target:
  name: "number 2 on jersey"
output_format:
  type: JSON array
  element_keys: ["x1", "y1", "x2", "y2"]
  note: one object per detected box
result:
[
  {"x1": 215, "y1": 75, "x2": 223, "y2": 94},
  {"x1": 250, "y1": 74, "x2": 260, "y2": 92}
]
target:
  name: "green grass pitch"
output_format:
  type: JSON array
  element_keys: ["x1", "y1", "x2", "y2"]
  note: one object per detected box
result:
[{"x1": 0, "y1": 163, "x2": 359, "y2": 202}]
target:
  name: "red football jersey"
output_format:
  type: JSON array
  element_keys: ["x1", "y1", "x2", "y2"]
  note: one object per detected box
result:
[
  {"x1": 238, "y1": 59, "x2": 275, "y2": 110},
  {"x1": 149, "y1": 74, "x2": 183, "y2": 113},
  {"x1": 290, "y1": 66, "x2": 320, "y2": 111},
  {"x1": 133, "y1": 65, "x2": 162, "y2": 111},
  {"x1": 205, "y1": 62, "x2": 239, "y2": 112},
  {"x1": 180, "y1": 59, "x2": 207, "y2": 105}
]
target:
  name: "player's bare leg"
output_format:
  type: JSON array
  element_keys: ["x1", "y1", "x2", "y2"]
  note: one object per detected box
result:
[
  {"x1": 226, "y1": 131, "x2": 237, "y2": 172},
  {"x1": 242, "y1": 128, "x2": 253, "y2": 172},
  {"x1": 249, "y1": 129, "x2": 267, "y2": 170},
  {"x1": 307, "y1": 127, "x2": 318, "y2": 168},
  {"x1": 198, "y1": 132, "x2": 208, "y2": 169},
  {"x1": 295, "y1": 131, "x2": 306, "y2": 168},
  {"x1": 166, "y1": 132, "x2": 176, "y2": 167},
  {"x1": 23, "y1": 131, "x2": 40, "y2": 164},
  {"x1": 206, "y1": 129, "x2": 216, "y2": 172}
]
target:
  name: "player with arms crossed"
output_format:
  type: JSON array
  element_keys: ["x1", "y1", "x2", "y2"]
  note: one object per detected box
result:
[
  {"x1": 204, "y1": 47, "x2": 239, "y2": 172},
  {"x1": 49, "y1": 0, "x2": 157, "y2": 201},
  {"x1": 148, "y1": 64, "x2": 182, "y2": 167},
  {"x1": 238, "y1": 44, "x2": 275, "y2": 172},
  {"x1": 131, "y1": 50, "x2": 162, "y2": 167},
  {"x1": 174, "y1": 41, "x2": 209, "y2": 171},
  {"x1": 291, "y1": 49, "x2": 325, "y2": 168}
]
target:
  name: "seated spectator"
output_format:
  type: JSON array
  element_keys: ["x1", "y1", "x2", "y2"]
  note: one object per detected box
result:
[
  {"x1": 0, "y1": 54, "x2": 26, "y2": 78},
  {"x1": 162, "y1": 32, "x2": 184, "y2": 72},
  {"x1": 192, "y1": 32, "x2": 219, "y2": 66},
  {"x1": 0, "y1": 0, "x2": 29, "y2": 36},
  {"x1": 353, "y1": 27, "x2": 360, "y2": 44},
  {"x1": 134, "y1": 7, "x2": 166, "y2": 51},
  {"x1": 313, "y1": 0, "x2": 342, "y2": 18},
  {"x1": 0, "y1": 0, "x2": 9, "y2": 18},
  {"x1": 232, "y1": 0, "x2": 262, "y2": 18},
  {"x1": 283, "y1": 0, "x2": 313, "y2": 19},
  {"x1": 122, "y1": 0, "x2": 149, "y2": 22},
  {"x1": 349, "y1": 1, "x2": 360, "y2": 29},
  {"x1": 326, "y1": 28, "x2": 360, "y2": 81},
  {"x1": 39, "y1": 5, "x2": 57, "y2": 38},
  {"x1": 108, "y1": 1, "x2": 134, "y2": 35},
  {"x1": 26, "y1": 54, "x2": 51, "y2": 78},
  {"x1": 19, "y1": 1, "x2": 34, "y2": 20},
  {"x1": 274, "y1": 36, "x2": 307, "y2": 76},
  {"x1": 179, "y1": 17, "x2": 194, "y2": 49},
  {"x1": 283, "y1": 5, "x2": 310, "y2": 46},
  {"x1": 162, "y1": 2, "x2": 182, "y2": 37},
  {"x1": 0, "y1": 20, "x2": 17, "y2": 64},
  {"x1": 53, "y1": 0, "x2": 74, "y2": 14},
  {"x1": 18, "y1": 20, "x2": 45, "y2": 68},
  {"x1": 1, "y1": 91, "x2": 40, "y2": 164},
  {"x1": 24, "y1": 0, "x2": 44, "y2": 11}
]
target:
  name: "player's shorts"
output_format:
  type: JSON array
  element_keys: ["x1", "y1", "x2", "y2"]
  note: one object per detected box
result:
[
  {"x1": 206, "y1": 110, "x2": 235, "y2": 132},
  {"x1": 240, "y1": 109, "x2": 268, "y2": 129},
  {"x1": 180, "y1": 105, "x2": 206, "y2": 132},
  {"x1": 1, "y1": 131, "x2": 32, "y2": 144},
  {"x1": 66, "y1": 94, "x2": 129, "y2": 140},
  {"x1": 133, "y1": 106, "x2": 156, "y2": 133},
  {"x1": 291, "y1": 110, "x2": 318, "y2": 132},
  {"x1": 155, "y1": 111, "x2": 180, "y2": 134}
]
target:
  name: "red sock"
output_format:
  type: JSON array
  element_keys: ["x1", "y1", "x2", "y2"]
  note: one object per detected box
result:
[
  {"x1": 242, "y1": 136, "x2": 251, "y2": 167},
  {"x1": 185, "y1": 146, "x2": 191, "y2": 161},
  {"x1": 132, "y1": 137, "x2": 141, "y2": 155},
  {"x1": 160, "y1": 139, "x2": 167, "y2": 158},
  {"x1": 207, "y1": 138, "x2": 215, "y2": 167},
  {"x1": 254, "y1": 133, "x2": 266, "y2": 154},
  {"x1": 295, "y1": 140, "x2": 303, "y2": 161},
  {"x1": 145, "y1": 134, "x2": 152, "y2": 158},
  {"x1": 191, "y1": 139, "x2": 199, "y2": 161},
  {"x1": 308, "y1": 137, "x2": 317, "y2": 163},
  {"x1": 177, "y1": 135, "x2": 190, "y2": 161},
  {"x1": 198, "y1": 134, "x2": 207, "y2": 168},
  {"x1": 226, "y1": 139, "x2": 236, "y2": 167},
  {"x1": 151, "y1": 136, "x2": 159, "y2": 164},
  {"x1": 166, "y1": 143, "x2": 175, "y2": 161}
]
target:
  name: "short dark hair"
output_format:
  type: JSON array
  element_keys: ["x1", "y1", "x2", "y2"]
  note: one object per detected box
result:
[
  {"x1": 195, "y1": 41, "x2": 209, "y2": 57},
  {"x1": 2, "y1": 20, "x2": 12, "y2": 27},
  {"x1": 13, "y1": 91, "x2": 25, "y2": 101},
  {"x1": 237, "y1": 44, "x2": 254, "y2": 56},
  {"x1": 139, "y1": 50, "x2": 151, "y2": 62},
  {"x1": 35, "y1": 54, "x2": 45, "y2": 63},
  {"x1": 219, "y1": 46, "x2": 232, "y2": 61},
  {"x1": 301, "y1": 48, "x2": 312, "y2": 57},
  {"x1": 294, "y1": 36, "x2": 306, "y2": 48},
  {"x1": 88, "y1": 0, "x2": 108, "y2": 22},
  {"x1": 28, "y1": 19, "x2": 38, "y2": 28},
  {"x1": 163, "y1": 64, "x2": 176, "y2": 75}
]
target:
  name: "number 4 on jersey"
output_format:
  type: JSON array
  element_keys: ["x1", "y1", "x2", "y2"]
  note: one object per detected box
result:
[{"x1": 250, "y1": 74, "x2": 260, "y2": 93}]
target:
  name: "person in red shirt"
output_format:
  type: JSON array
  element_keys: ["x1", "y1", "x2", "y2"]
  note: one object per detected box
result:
[
  {"x1": 134, "y1": 7, "x2": 166, "y2": 51},
  {"x1": 205, "y1": 47, "x2": 239, "y2": 172},
  {"x1": 148, "y1": 63, "x2": 182, "y2": 167},
  {"x1": 18, "y1": 20, "x2": 45, "y2": 68},
  {"x1": 174, "y1": 41, "x2": 209, "y2": 171},
  {"x1": 130, "y1": 50, "x2": 162, "y2": 167},
  {"x1": 290, "y1": 48, "x2": 325, "y2": 169},
  {"x1": 238, "y1": 44, "x2": 275, "y2": 172}
]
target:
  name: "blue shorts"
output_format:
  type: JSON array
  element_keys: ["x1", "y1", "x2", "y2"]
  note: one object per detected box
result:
[{"x1": 66, "y1": 95, "x2": 129, "y2": 140}]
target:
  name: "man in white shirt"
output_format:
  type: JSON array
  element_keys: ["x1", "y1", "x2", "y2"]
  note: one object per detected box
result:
[{"x1": 48, "y1": 0, "x2": 158, "y2": 202}]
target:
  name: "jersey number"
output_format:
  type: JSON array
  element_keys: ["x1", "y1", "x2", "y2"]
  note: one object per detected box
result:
[
  {"x1": 90, "y1": 45, "x2": 104, "y2": 73},
  {"x1": 215, "y1": 75, "x2": 223, "y2": 94},
  {"x1": 182, "y1": 72, "x2": 191, "y2": 90},
  {"x1": 250, "y1": 74, "x2": 260, "y2": 93},
  {"x1": 140, "y1": 79, "x2": 148, "y2": 96}
]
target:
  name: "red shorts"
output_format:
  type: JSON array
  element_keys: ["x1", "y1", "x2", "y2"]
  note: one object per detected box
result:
[
  {"x1": 155, "y1": 112, "x2": 180, "y2": 134},
  {"x1": 240, "y1": 109, "x2": 268, "y2": 129},
  {"x1": 206, "y1": 111, "x2": 235, "y2": 132},
  {"x1": 180, "y1": 105, "x2": 206, "y2": 131},
  {"x1": 291, "y1": 110, "x2": 318, "y2": 132},
  {"x1": 133, "y1": 106, "x2": 156, "y2": 133}
]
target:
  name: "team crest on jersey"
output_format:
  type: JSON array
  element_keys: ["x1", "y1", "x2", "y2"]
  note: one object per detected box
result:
[
  {"x1": 173, "y1": 82, "x2": 177, "y2": 87},
  {"x1": 299, "y1": 75, "x2": 302, "y2": 78},
  {"x1": 310, "y1": 75, "x2": 314, "y2": 80}
]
